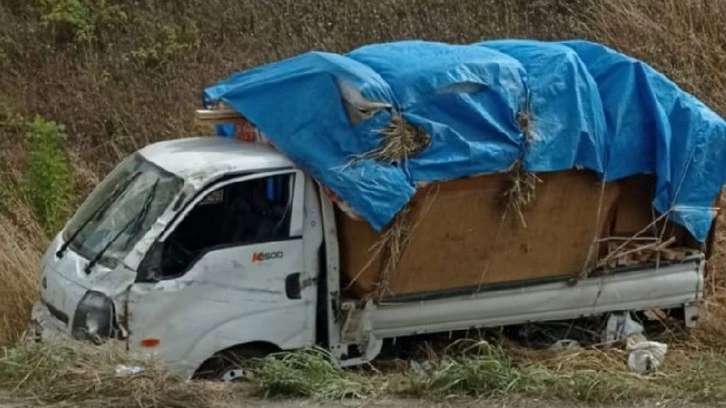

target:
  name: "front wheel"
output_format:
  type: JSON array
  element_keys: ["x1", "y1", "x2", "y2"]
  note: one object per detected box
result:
[{"x1": 194, "y1": 347, "x2": 269, "y2": 382}]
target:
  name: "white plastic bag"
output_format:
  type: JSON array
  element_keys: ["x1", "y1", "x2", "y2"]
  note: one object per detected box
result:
[
  {"x1": 115, "y1": 364, "x2": 144, "y2": 377},
  {"x1": 602, "y1": 312, "x2": 644, "y2": 344},
  {"x1": 626, "y1": 334, "x2": 667, "y2": 374}
]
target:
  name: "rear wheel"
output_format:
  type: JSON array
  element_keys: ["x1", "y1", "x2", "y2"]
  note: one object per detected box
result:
[{"x1": 194, "y1": 347, "x2": 269, "y2": 382}]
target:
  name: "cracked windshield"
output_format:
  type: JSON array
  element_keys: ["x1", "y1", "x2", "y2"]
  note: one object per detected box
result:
[{"x1": 62, "y1": 153, "x2": 182, "y2": 270}]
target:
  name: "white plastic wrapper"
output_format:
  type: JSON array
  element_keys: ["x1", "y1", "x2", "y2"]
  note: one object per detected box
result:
[
  {"x1": 115, "y1": 364, "x2": 144, "y2": 377},
  {"x1": 626, "y1": 334, "x2": 668, "y2": 374},
  {"x1": 602, "y1": 312, "x2": 644, "y2": 344}
]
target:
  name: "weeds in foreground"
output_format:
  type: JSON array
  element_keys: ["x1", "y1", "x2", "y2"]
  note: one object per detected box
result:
[
  {"x1": 253, "y1": 347, "x2": 383, "y2": 400},
  {"x1": 405, "y1": 340, "x2": 521, "y2": 398},
  {"x1": 250, "y1": 340, "x2": 726, "y2": 403},
  {"x1": 4, "y1": 336, "x2": 726, "y2": 404},
  {"x1": 0, "y1": 341, "x2": 230, "y2": 408}
]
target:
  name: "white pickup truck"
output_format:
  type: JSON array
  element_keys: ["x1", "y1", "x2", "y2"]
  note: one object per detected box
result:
[{"x1": 29, "y1": 135, "x2": 705, "y2": 380}]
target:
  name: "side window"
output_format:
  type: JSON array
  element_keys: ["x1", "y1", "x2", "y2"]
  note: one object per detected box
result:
[{"x1": 158, "y1": 173, "x2": 295, "y2": 278}]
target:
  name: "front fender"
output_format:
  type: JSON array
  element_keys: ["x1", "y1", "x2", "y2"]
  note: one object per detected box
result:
[{"x1": 164, "y1": 307, "x2": 312, "y2": 378}]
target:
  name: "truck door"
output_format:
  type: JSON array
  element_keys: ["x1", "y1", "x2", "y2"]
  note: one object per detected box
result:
[{"x1": 126, "y1": 169, "x2": 315, "y2": 376}]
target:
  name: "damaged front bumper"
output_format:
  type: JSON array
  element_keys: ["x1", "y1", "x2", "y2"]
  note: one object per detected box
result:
[
  {"x1": 27, "y1": 300, "x2": 72, "y2": 343},
  {"x1": 30, "y1": 301, "x2": 198, "y2": 379},
  {"x1": 28, "y1": 300, "x2": 128, "y2": 346}
]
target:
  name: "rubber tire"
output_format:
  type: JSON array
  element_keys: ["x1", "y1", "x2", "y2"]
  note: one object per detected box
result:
[{"x1": 194, "y1": 347, "x2": 269, "y2": 382}]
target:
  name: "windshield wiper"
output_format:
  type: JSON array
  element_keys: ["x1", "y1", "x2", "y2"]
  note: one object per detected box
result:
[
  {"x1": 56, "y1": 171, "x2": 141, "y2": 258},
  {"x1": 84, "y1": 179, "x2": 160, "y2": 275}
]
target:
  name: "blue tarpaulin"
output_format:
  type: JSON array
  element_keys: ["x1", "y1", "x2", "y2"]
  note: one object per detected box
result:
[{"x1": 203, "y1": 39, "x2": 726, "y2": 243}]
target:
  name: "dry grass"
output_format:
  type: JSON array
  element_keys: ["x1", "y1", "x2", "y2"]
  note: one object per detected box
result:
[
  {"x1": 502, "y1": 161, "x2": 542, "y2": 228},
  {"x1": 0, "y1": 172, "x2": 46, "y2": 346},
  {"x1": 0, "y1": 340, "x2": 232, "y2": 408},
  {"x1": 0, "y1": 216, "x2": 43, "y2": 347},
  {"x1": 503, "y1": 104, "x2": 541, "y2": 228},
  {"x1": 249, "y1": 339, "x2": 726, "y2": 403},
  {"x1": 392, "y1": 338, "x2": 726, "y2": 403},
  {"x1": 360, "y1": 114, "x2": 431, "y2": 165},
  {"x1": 691, "y1": 287, "x2": 726, "y2": 348},
  {"x1": 371, "y1": 207, "x2": 415, "y2": 301}
]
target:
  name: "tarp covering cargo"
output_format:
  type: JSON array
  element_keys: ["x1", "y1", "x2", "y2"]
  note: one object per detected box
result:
[{"x1": 202, "y1": 39, "x2": 726, "y2": 242}]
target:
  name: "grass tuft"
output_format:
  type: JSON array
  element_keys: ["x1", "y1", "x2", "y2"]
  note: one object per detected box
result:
[
  {"x1": 405, "y1": 340, "x2": 521, "y2": 398},
  {"x1": 253, "y1": 347, "x2": 382, "y2": 400}
]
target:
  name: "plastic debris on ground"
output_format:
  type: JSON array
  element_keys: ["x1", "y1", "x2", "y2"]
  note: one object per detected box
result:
[
  {"x1": 548, "y1": 339, "x2": 581, "y2": 351},
  {"x1": 602, "y1": 311, "x2": 644, "y2": 344},
  {"x1": 626, "y1": 333, "x2": 668, "y2": 375},
  {"x1": 514, "y1": 314, "x2": 667, "y2": 374},
  {"x1": 115, "y1": 364, "x2": 144, "y2": 377},
  {"x1": 602, "y1": 312, "x2": 667, "y2": 374},
  {"x1": 409, "y1": 359, "x2": 433, "y2": 374}
]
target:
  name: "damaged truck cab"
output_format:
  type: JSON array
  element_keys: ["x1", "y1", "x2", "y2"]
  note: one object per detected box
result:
[
  {"x1": 32, "y1": 136, "x2": 325, "y2": 378},
  {"x1": 31, "y1": 134, "x2": 706, "y2": 380}
]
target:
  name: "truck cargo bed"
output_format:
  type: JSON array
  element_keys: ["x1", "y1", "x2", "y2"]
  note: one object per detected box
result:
[
  {"x1": 338, "y1": 170, "x2": 693, "y2": 299},
  {"x1": 341, "y1": 257, "x2": 703, "y2": 343}
]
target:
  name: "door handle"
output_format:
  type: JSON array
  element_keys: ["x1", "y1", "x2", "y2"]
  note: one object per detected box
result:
[{"x1": 285, "y1": 273, "x2": 301, "y2": 299}]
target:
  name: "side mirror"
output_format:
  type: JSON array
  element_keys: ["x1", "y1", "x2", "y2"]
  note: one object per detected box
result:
[{"x1": 135, "y1": 241, "x2": 163, "y2": 283}]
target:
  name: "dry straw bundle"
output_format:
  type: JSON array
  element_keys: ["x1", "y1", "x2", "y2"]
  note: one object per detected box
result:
[
  {"x1": 502, "y1": 108, "x2": 541, "y2": 228},
  {"x1": 368, "y1": 114, "x2": 430, "y2": 164},
  {"x1": 370, "y1": 207, "x2": 414, "y2": 301},
  {"x1": 502, "y1": 160, "x2": 542, "y2": 228},
  {"x1": 348, "y1": 113, "x2": 431, "y2": 166}
]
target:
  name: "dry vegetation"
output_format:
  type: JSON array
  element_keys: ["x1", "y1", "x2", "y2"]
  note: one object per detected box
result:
[
  {"x1": 0, "y1": 340, "x2": 233, "y2": 407},
  {"x1": 2, "y1": 0, "x2": 726, "y2": 403}
]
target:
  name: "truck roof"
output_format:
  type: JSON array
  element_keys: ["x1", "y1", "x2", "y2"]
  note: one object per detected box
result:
[{"x1": 138, "y1": 136, "x2": 294, "y2": 181}]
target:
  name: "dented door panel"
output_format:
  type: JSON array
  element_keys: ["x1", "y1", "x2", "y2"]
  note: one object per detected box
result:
[{"x1": 127, "y1": 238, "x2": 312, "y2": 376}]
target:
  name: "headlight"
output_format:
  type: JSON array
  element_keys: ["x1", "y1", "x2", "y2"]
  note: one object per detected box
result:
[{"x1": 72, "y1": 291, "x2": 114, "y2": 343}]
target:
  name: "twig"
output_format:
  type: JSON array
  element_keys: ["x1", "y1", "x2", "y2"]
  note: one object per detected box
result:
[
  {"x1": 596, "y1": 236, "x2": 660, "y2": 243},
  {"x1": 596, "y1": 236, "x2": 677, "y2": 268},
  {"x1": 602, "y1": 211, "x2": 671, "y2": 263}
]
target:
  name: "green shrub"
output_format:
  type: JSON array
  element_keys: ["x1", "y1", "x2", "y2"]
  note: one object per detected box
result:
[
  {"x1": 26, "y1": 115, "x2": 71, "y2": 234},
  {"x1": 37, "y1": 0, "x2": 127, "y2": 44},
  {"x1": 129, "y1": 22, "x2": 199, "y2": 67}
]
